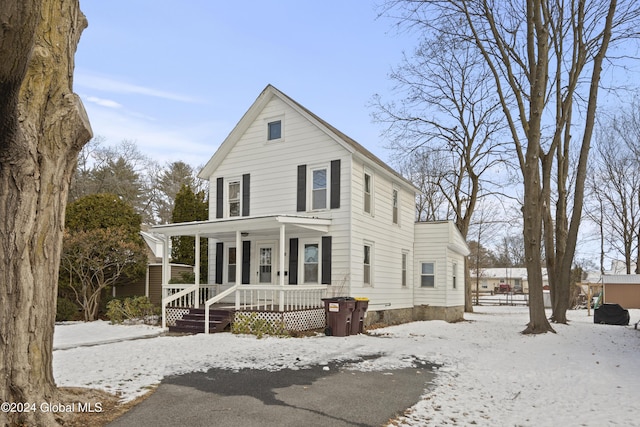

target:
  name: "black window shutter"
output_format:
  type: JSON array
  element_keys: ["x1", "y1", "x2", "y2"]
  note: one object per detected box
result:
[
  {"x1": 242, "y1": 173, "x2": 250, "y2": 216},
  {"x1": 215, "y1": 242, "x2": 223, "y2": 284},
  {"x1": 216, "y1": 177, "x2": 224, "y2": 219},
  {"x1": 241, "y1": 240, "x2": 251, "y2": 284},
  {"x1": 288, "y1": 238, "x2": 298, "y2": 285},
  {"x1": 330, "y1": 160, "x2": 341, "y2": 209},
  {"x1": 297, "y1": 165, "x2": 306, "y2": 212},
  {"x1": 321, "y1": 236, "x2": 332, "y2": 284}
]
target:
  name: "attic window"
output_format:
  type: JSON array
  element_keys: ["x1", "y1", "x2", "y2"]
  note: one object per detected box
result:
[{"x1": 268, "y1": 120, "x2": 282, "y2": 140}]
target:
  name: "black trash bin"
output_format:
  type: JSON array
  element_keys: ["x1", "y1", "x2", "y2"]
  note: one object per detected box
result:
[
  {"x1": 322, "y1": 297, "x2": 356, "y2": 336},
  {"x1": 350, "y1": 297, "x2": 369, "y2": 335}
]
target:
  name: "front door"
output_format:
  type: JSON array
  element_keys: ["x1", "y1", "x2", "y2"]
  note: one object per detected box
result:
[{"x1": 257, "y1": 244, "x2": 274, "y2": 284}]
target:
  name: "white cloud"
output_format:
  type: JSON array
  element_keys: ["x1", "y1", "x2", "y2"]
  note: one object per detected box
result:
[
  {"x1": 85, "y1": 96, "x2": 122, "y2": 109},
  {"x1": 81, "y1": 101, "x2": 223, "y2": 167},
  {"x1": 76, "y1": 71, "x2": 203, "y2": 104}
]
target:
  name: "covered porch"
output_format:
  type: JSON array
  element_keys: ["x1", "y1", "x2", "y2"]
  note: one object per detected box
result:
[{"x1": 152, "y1": 215, "x2": 332, "y2": 333}]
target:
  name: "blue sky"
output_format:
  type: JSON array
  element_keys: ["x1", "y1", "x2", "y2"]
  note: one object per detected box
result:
[{"x1": 74, "y1": 1, "x2": 414, "y2": 166}]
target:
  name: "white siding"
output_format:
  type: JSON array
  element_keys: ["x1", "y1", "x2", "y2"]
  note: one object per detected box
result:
[
  {"x1": 346, "y1": 158, "x2": 416, "y2": 310},
  {"x1": 413, "y1": 221, "x2": 467, "y2": 307},
  {"x1": 206, "y1": 96, "x2": 353, "y2": 287}
]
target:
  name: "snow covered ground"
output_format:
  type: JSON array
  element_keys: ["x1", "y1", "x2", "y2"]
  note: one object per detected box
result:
[{"x1": 53, "y1": 306, "x2": 640, "y2": 426}]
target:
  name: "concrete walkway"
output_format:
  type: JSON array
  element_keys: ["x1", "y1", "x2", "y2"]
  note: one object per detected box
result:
[{"x1": 108, "y1": 360, "x2": 434, "y2": 427}]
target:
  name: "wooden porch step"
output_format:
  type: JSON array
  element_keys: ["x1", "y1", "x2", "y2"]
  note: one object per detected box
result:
[{"x1": 168, "y1": 307, "x2": 235, "y2": 334}]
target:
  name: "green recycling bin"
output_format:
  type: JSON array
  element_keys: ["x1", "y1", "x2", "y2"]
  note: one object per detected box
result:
[
  {"x1": 350, "y1": 297, "x2": 369, "y2": 334},
  {"x1": 322, "y1": 297, "x2": 356, "y2": 336}
]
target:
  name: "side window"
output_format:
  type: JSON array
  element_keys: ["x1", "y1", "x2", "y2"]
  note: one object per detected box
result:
[
  {"x1": 401, "y1": 251, "x2": 408, "y2": 287},
  {"x1": 421, "y1": 262, "x2": 435, "y2": 287},
  {"x1": 452, "y1": 262, "x2": 457, "y2": 289},
  {"x1": 392, "y1": 187, "x2": 399, "y2": 224},
  {"x1": 364, "y1": 244, "x2": 373, "y2": 285},
  {"x1": 364, "y1": 171, "x2": 372, "y2": 214}
]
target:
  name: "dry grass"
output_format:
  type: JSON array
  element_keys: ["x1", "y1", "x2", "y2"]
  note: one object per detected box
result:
[{"x1": 54, "y1": 387, "x2": 156, "y2": 427}]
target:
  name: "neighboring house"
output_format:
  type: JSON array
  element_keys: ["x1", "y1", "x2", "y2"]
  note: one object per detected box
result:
[
  {"x1": 469, "y1": 267, "x2": 550, "y2": 294},
  {"x1": 581, "y1": 261, "x2": 640, "y2": 309},
  {"x1": 152, "y1": 85, "x2": 469, "y2": 332},
  {"x1": 602, "y1": 274, "x2": 640, "y2": 309},
  {"x1": 111, "y1": 230, "x2": 193, "y2": 306}
]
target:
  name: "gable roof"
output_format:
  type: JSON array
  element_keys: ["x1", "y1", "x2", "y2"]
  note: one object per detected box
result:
[{"x1": 199, "y1": 84, "x2": 417, "y2": 191}]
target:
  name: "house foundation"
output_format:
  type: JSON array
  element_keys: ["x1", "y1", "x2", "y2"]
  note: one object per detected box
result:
[{"x1": 365, "y1": 305, "x2": 464, "y2": 327}]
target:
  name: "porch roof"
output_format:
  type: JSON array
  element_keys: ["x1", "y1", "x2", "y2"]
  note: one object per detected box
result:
[{"x1": 151, "y1": 215, "x2": 331, "y2": 238}]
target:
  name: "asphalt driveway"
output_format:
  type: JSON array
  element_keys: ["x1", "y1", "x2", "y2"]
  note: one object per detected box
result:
[{"x1": 108, "y1": 359, "x2": 434, "y2": 427}]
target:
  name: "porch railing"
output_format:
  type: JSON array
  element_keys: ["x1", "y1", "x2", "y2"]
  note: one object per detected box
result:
[
  {"x1": 162, "y1": 283, "x2": 219, "y2": 307},
  {"x1": 162, "y1": 283, "x2": 327, "y2": 332},
  {"x1": 235, "y1": 285, "x2": 327, "y2": 311},
  {"x1": 161, "y1": 283, "x2": 218, "y2": 329}
]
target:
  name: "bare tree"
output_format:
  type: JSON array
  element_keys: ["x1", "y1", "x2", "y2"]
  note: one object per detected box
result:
[
  {"x1": 61, "y1": 228, "x2": 147, "y2": 321},
  {"x1": 394, "y1": 149, "x2": 452, "y2": 221},
  {"x1": 373, "y1": 28, "x2": 512, "y2": 312},
  {"x1": 0, "y1": 1, "x2": 92, "y2": 425},
  {"x1": 587, "y1": 110, "x2": 640, "y2": 273},
  {"x1": 382, "y1": 0, "x2": 639, "y2": 333}
]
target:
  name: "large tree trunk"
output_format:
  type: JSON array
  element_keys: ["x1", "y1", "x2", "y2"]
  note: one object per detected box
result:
[
  {"x1": 0, "y1": 1, "x2": 91, "y2": 426},
  {"x1": 521, "y1": 0, "x2": 554, "y2": 335},
  {"x1": 522, "y1": 155, "x2": 554, "y2": 334},
  {"x1": 464, "y1": 259, "x2": 473, "y2": 312}
]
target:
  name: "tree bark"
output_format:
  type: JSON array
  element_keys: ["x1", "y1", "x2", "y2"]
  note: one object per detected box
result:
[
  {"x1": 521, "y1": 0, "x2": 554, "y2": 334},
  {"x1": 0, "y1": 1, "x2": 91, "y2": 425}
]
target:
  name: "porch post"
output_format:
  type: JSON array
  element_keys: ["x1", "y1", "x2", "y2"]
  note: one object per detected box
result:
[
  {"x1": 235, "y1": 230, "x2": 242, "y2": 310},
  {"x1": 279, "y1": 224, "x2": 286, "y2": 287},
  {"x1": 162, "y1": 235, "x2": 170, "y2": 329},
  {"x1": 194, "y1": 232, "x2": 200, "y2": 308},
  {"x1": 279, "y1": 224, "x2": 286, "y2": 311}
]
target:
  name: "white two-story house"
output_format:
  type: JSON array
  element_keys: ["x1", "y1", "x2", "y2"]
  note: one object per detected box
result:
[{"x1": 153, "y1": 85, "x2": 469, "y2": 332}]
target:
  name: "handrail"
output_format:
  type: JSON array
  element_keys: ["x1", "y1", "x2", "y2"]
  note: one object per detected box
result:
[
  {"x1": 161, "y1": 283, "x2": 199, "y2": 329},
  {"x1": 204, "y1": 284, "x2": 240, "y2": 334}
]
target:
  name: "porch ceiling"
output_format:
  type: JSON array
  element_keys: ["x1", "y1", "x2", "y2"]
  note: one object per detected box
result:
[{"x1": 151, "y1": 215, "x2": 331, "y2": 238}]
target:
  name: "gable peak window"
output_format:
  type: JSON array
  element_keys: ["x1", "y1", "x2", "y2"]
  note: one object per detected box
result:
[{"x1": 268, "y1": 120, "x2": 282, "y2": 141}]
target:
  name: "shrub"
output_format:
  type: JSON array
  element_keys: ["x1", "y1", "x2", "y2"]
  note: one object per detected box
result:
[
  {"x1": 56, "y1": 297, "x2": 80, "y2": 321},
  {"x1": 231, "y1": 312, "x2": 288, "y2": 338},
  {"x1": 106, "y1": 296, "x2": 159, "y2": 325}
]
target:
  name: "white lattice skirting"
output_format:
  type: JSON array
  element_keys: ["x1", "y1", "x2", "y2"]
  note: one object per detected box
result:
[
  {"x1": 165, "y1": 307, "x2": 190, "y2": 327},
  {"x1": 235, "y1": 308, "x2": 325, "y2": 332}
]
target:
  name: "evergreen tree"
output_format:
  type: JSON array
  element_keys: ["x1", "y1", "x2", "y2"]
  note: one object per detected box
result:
[{"x1": 171, "y1": 184, "x2": 208, "y2": 281}]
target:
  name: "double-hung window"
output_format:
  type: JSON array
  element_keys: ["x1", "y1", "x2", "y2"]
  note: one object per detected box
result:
[
  {"x1": 392, "y1": 188, "x2": 399, "y2": 224},
  {"x1": 364, "y1": 171, "x2": 372, "y2": 214},
  {"x1": 312, "y1": 168, "x2": 327, "y2": 210},
  {"x1": 364, "y1": 244, "x2": 372, "y2": 285},
  {"x1": 452, "y1": 263, "x2": 457, "y2": 289},
  {"x1": 401, "y1": 252, "x2": 408, "y2": 287},
  {"x1": 228, "y1": 180, "x2": 241, "y2": 217},
  {"x1": 421, "y1": 262, "x2": 435, "y2": 287}
]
